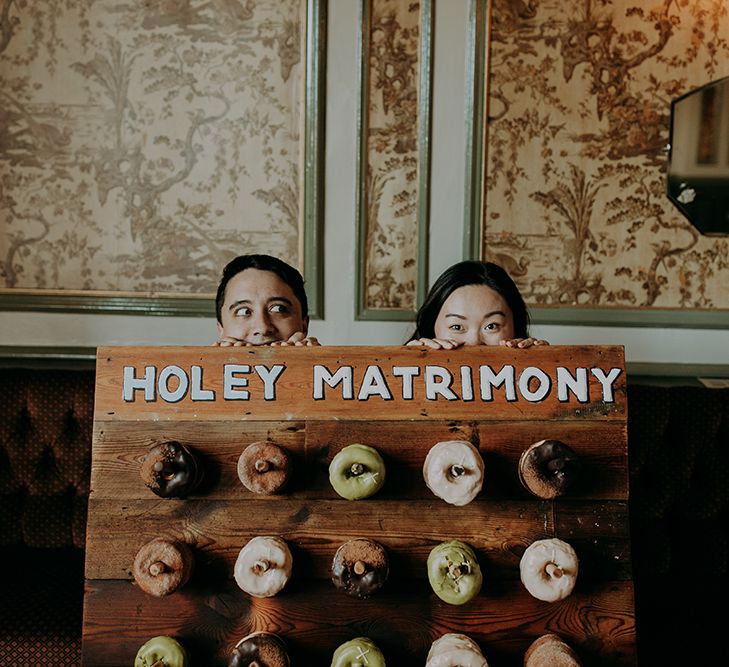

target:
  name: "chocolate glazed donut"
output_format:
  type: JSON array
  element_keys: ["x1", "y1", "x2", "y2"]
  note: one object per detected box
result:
[
  {"x1": 331, "y1": 538, "x2": 389, "y2": 599},
  {"x1": 140, "y1": 441, "x2": 203, "y2": 498},
  {"x1": 229, "y1": 632, "x2": 290, "y2": 667},
  {"x1": 237, "y1": 441, "x2": 292, "y2": 495},
  {"x1": 518, "y1": 439, "x2": 580, "y2": 499}
]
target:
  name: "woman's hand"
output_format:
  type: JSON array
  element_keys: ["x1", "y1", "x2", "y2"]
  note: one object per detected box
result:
[
  {"x1": 499, "y1": 337, "x2": 549, "y2": 348},
  {"x1": 406, "y1": 338, "x2": 464, "y2": 350}
]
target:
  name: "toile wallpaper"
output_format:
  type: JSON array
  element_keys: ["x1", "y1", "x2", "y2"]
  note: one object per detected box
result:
[
  {"x1": 0, "y1": 0, "x2": 306, "y2": 298},
  {"x1": 361, "y1": 0, "x2": 423, "y2": 313},
  {"x1": 483, "y1": 0, "x2": 729, "y2": 310}
]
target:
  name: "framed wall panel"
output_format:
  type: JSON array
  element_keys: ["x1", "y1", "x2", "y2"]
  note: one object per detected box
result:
[
  {"x1": 0, "y1": 0, "x2": 326, "y2": 318},
  {"x1": 465, "y1": 0, "x2": 729, "y2": 328},
  {"x1": 355, "y1": 0, "x2": 432, "y2": 320}
]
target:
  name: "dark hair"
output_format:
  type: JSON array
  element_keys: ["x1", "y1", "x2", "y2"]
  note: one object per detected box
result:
[
  {"x1": 408, "y1": 260, "x2": 529, "y2": 340},
  {"x1": 215, "y1": 254, "x2": 308, "y2": 323}
]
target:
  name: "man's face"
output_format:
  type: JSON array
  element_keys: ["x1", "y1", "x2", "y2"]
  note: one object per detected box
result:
[{"x1": 217, "y1": 268, "x2": 307, "y2": 345}]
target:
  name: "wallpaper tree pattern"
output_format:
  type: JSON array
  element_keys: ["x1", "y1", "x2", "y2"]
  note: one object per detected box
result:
[
  {"x1": 0, "y1": 0, "x2": 306, "y2": 297},
  {"x1": 484, "y1": 0, "x2": 729, "y2": 309},
  {"x1": 362, "y1": 0, "x2": 423, "y2": 312}
]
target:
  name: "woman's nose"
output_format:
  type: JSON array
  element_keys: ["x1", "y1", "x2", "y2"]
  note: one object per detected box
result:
[{"x1": 464, "y1": 330, "x2": 480, "y2": 345}]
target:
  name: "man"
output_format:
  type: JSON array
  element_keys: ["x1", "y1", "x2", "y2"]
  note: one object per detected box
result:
[{"x1": 214, "y1": 254, "x2": 319, "y2": 346}]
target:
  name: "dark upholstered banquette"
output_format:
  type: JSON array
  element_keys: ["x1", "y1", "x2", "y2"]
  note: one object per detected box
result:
[{"x1": 0, "y1": 367, "x2": 726, "y2": 665}]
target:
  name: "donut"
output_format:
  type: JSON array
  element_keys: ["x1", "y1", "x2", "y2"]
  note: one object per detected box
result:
[
  {"x1": 524, "y1": 634, "x2": 582, "y2": 667},
  {"x1": 133, "y1": 538, "x2": 194, "y2": 597},
  {"x1": 427, "y1": 539, "x2": 482, "y2": 605},
  {"x1": 331, "y1": 538, "x2": 389, "y2": 599},
  {"x1": 328, "y1": 444, "x2": 386, "y2": 500},
  {"x1": 237, "y1": 441, "x2": 292, "y2": 495},
  {"x1": 518, "y1": 439, "x2": 580, "y2": 499},
  {"x1": 519, "y1": 538, "x2": 578, "y2": 602},
  {"x1": 426, "y1": 633, "x2": 489, "y2": 667},
  {"x1": 234, "y1": 536, "x2": 292, "y2": 598},
  {"x1": 330, "y1": 637, "x2": 386, "y2": 667},
  {"x1": 134, "y1": 635, "x2": 188, "y2": 667},
  {"x1": 423, "y1": 440, "x2": 484, "y2": 506},
  {"x1": 228, "y1": 631, "x2": 290, "y2": 667},
  {"x1": 140, "y1": 441, "x2": 202, "y2": 498}
]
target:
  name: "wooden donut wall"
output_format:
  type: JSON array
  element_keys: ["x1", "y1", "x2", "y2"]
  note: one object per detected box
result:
[{"x1": 82, "y1": 345, "x2": 636, "y2": 666}]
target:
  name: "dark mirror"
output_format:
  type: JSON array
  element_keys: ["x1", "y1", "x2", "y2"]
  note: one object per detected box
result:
[{"x1": 667, "y1": 76, "x2": 729, "y2": 236}]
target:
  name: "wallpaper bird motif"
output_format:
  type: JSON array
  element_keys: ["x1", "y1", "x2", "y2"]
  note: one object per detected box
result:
[
  {"x1": 483, "y1": 0, "x2": 729, "y2": 310},
  {"x1": 0, "y1": 0, "x2": 305, "y2": 298}
]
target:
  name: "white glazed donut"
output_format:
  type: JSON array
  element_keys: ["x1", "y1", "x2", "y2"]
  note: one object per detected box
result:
[
  {"x1": 423, "y1": 440, "x2": 484, "y2": 506},
  {"x1": 425, "y1": 633, "x2": 489, "y2": 667},
  {"x1": 234, "y1": 536, "x2": 292, "y2": 598},
  {"x1": 519, "y1": 538, "x2": 578, "y2": 602}
]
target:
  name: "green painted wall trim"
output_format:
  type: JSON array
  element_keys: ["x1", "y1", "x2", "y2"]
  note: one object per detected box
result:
[
  {"x1": 531, "y1": 306, "x2": 729, "y2": 329},
  {"x1": 0, "y1": 346, "x2": 97, "y2": 369},
  {"x1": 463, "y1": 0, "x2": 489, "y2": 260}
]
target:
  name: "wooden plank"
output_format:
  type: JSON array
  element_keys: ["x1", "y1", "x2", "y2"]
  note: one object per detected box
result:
[
  {"x1": 83, "y1": 345, "x2": 634, "y2": 666},
  {"x1": 93, "y1": 345, "x2": 627, "y2": 421},
  {"x1": 82, "y1": 578, "x2": 637, "y2": 667},
  {"x1": 90, "y1": 420, "x2": 627, "y2": 500},
  {"x1": 84, "y1": 498, "x2": 631, "y2": 581}
]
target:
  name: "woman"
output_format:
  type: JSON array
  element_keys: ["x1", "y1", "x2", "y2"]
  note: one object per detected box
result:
[{"x1": 406, "y1": 260, "x2": 548, "y2": 349}]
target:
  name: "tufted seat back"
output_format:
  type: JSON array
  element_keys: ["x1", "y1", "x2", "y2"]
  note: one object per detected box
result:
[
  {"x1": 628, "y1": 384, "x2": 728, "y2": 663},
  {"x1": 0, "y1": 368, "x2": 94, "y2": 549}
]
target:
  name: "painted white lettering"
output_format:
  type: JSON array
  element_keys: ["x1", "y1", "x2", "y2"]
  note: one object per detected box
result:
[
  {"x1": 479, "y1": 365, "x2": 516, "y2": 401},
  {"x1": 591, "y1": 367, "x2": 622, "y2": 402},
  {"x1": 425, "y1": 366, "x2": 458, "y2": 401},
  {"x1": 224, "y1": 364, "x2": 250, "y2": 400},
  {"x1": 190, "y1": 365, "x2": 215, "y2": 401},
  {"x1": 313, "y1": 365, "x2": 353, "y2": 400},
  {"x1": 518, "y1": 367, "x2": 551, "y2": 402},
  {"x1": 392, "y1": 366, "x2": 420, "y2": 400},
  {"x1": 122, "y1": 365, "x2": 156, "y2": 402},
  {"x1": 255, "y1": 364, "x2": 285, "y2": 400},
  {"x1": 158, "y1": 365, "x2": 188, "y2": 403},
  {"x1": 556, "y1": 367, "x2": 588, "y2": 403},
  {"x1": 357, "y1": 365, "x2": 393, "y2": 400},
  {"x1": 460, "y1": 366, "x2": 474, "y2": 401}
]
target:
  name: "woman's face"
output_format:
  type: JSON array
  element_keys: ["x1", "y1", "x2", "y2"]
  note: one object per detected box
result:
[{"x1": 434, "y1": 284, "x2": 515, "y2": 345}]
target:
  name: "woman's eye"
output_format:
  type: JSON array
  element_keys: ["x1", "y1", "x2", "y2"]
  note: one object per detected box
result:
[
  {"x1": 485, "y1": 322, "x2": 500, "y2": 331},
  {"x1": 448, "y1": 324, "x2": 463, "y2": 332}
]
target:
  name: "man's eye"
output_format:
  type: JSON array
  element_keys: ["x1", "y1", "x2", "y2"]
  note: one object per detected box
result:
[
  {"x1": 270, "y1": 304, "x2": 290, "y2": 314},
  {"x1": 234, "y1": 307, "x2": 251, "y2": 317}
]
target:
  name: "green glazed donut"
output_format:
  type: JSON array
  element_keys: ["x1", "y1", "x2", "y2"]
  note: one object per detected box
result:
[
  {"x1": 134, "y1": 635, "x2": 188, "y2": 667},
  {"x1": 427, "y1": 539, "x2": 482, "y2": 605},
  {"x1": 331, "y1": 637, "x2": 386, "y2": 667},
  {"x1": 328, "y1": 444, "x2": 386, "y2": 500}
]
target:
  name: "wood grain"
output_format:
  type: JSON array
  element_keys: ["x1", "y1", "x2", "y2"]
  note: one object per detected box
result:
[
  {"x1": 89, "y1": 419, "x2": 627, "y2": 500},
  {"x1": 83, "y1": 346, "x2": 635, "y2": 666},
  {"x1": 82, "y1": 579, "x2": 636, "y2": 667},
  {"x1": 93, "y1": 345, "x2": 627, "y2": 422}
]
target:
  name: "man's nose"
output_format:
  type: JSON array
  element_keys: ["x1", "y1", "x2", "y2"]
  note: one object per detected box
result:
[{"x1": 251, "y1": 310, "x2": 274, "y2": 335}]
